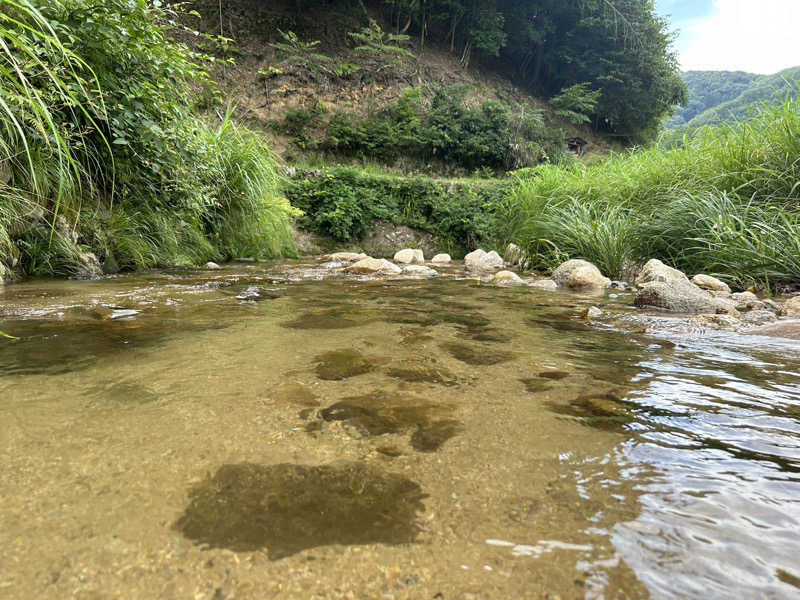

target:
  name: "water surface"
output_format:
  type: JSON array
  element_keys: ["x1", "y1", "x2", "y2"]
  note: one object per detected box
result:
[{"x1": 0, "y1": 260, "x2": 798, "y2": 598}]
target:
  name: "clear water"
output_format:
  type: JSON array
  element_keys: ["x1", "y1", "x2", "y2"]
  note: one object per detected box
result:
[{"x1": 0, "y1": 260, "x2": 798, "y2": 599}]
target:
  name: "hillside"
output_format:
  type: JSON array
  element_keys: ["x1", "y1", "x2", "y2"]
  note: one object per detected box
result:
[
  {"x1": 180, "y1": 0, "x2": 684, "y2": 172},
  {"x1": 666, "y1": 66, "x2": 800, "y2": 130}
]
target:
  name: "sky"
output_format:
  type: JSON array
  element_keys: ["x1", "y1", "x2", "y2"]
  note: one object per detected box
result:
[{"x1": 654, "y1": 0, "x2": 800, "y2": 74}]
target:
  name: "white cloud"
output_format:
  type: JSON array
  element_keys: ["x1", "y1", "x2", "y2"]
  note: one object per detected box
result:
[{"x1": 679, "y1": 0, "x2": 800, "y2": 73}]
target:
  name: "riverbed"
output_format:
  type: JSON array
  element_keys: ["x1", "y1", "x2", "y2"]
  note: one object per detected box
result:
[{"x1": 1, "y1": 259, "x2": 798, "y2": 599}]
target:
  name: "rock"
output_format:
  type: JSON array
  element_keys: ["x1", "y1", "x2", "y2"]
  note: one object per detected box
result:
[
  {"x1": 732, "y1": 291, "x2": 759, "y2": 303},
  {"x1": 709, "y1": 290, "x2": 733, "y2": 298},
  {"x1": 634, "y1": 280, "x2": 730, "y2": 314},
  {"x1": 491, "y1": 270, "x2": 525, "y2": 286},
  {"x1": 582, "y1": 306, "x2": 603, "y2": 319},
  {"x1": 529, "y1": 279, "x2": 558, "y2": 291},
  {"x1": 401, "y1": 265, "x2": 438, "y2": 277},
  {"x1": 781, "y1": 296, "x2": 800, "y2": 317},
  {"x1": 205, "y1": 261, "x2": 222, "y2": 270},
  {"x1": 762, "y1": 298, "x2": 782, "y2": 313},
  {"x1": 101, "y1": 251, "x2": 120, "y2": 275},
  {"x1": 321, "y1": 261, "x2": 346, "y2": 270},
  {"x1": 73, "y1": 251, "x2": 103, "y2": 280},
  {"x1": 431, "y1": 254, "x2": 451, "y2": 264},
  {"x1": 393, "y1": 248, "x2": 425, "y2": 264},
  {"x1": 325, "y1": 252, "x2": 368, "y2": 263},
  {"x1": 688, "y1": 314, "x2": 742, "y2": 330},
  {"x1": 747, "y1": 320, "x2": 800, "y2": 340},
  {"x1": 637, "y1": 259, "x2": 688, "y2": 285},
  {"x1": 464, "y1": 249, "x2": 504, "y2": 271},
  {"x1": 551, "y1": 259, "x2": 610, "y2": 290},
  {"x1": 359, "y1": 221, "x2": 439, "y2": 258},
  {"x1": 293, "y1": 226, "x2": 336, "y2": 256},
  {"x1": 503, "y1": 243, "x2": 529, "y2": 269},
  {"x1": 691, "y1": 274, "x2": 731, "y2": 293},
  {"x1": 742, "y1": 309, "x2": 778, "y2": 325},
  {"x1": 344, "y1": 257, "x2": 402, "y2": 275}
]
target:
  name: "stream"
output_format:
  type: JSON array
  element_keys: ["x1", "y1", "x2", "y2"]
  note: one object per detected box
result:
[{"x1": 1, "y1": 258, "x2": 798, "y2": 599}]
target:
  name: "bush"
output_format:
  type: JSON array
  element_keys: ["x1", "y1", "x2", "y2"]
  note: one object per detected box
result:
[{"x1": 284, "y1": 167, "x2": 508, "y2": 254}]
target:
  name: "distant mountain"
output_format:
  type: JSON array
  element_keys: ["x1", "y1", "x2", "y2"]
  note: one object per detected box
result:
[{"x1": 665, "y1": 66, "x2": 800, "y2": 129}]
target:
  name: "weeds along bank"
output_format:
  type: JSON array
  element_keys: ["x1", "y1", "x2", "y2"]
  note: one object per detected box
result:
[
  {"x1": 496, "y1": 96, "x2": 800, "y2": 289},
  {"x1": 0, "y1": 0, "x2": 296, "y2": 281}
]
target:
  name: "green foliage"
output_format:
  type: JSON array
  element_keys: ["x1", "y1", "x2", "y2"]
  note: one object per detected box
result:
[
  {"x1": 496, "y1": 95, "x2": 800, "y2": 285},
  {"x1": 284, "y1": 167, "x2": 508, "y2": 254},
  {"x1": 325, "y1": 86, "x2": 564, "y2": 171},
  {"x1": 550, "y1": 83, "x2": 601, "y2": 125},
  {"x1": 0, "y1": 0, "x2": 296, "y2": 279},
  {"x1": 348, "y1": 19, "x2": 414, "y2": 62},
  {"x1": 269, "y1": 29, "x2": 331, "y2": 74}
]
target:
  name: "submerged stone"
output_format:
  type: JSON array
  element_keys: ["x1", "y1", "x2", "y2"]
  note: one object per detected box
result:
[
  {"x1": 520, "y1": 378, "x2": 553, "y2": 393},
  {"x1": 283, "y1": 310, "x2": 371, "y2": 330},
  {"x1": 410, "y1": 420, "x2": 464, "y2": 452},
  {"x1": 272, "y1": 382, "x2": 319, "y2": 407},
  {"x1": 440, "y1": 341, "x2": 514, "y2": 365},
  {"x1": 386, "y1": 364, "x2": 457, "y2": 385},
  {"x1": 314, "y1": 349, "x2": 375, "y2": 380},
  {"x1": 174, "y1": 462, "x2": 426, "y2": 558}
]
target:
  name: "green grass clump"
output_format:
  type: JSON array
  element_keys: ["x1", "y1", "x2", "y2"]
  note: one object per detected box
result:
[
  {"x1": 0, "y1": 0, "x2": 296, "y2": 280},
  {"x1": 497, "y1": 95, "x2": 800, "y2": 286}
]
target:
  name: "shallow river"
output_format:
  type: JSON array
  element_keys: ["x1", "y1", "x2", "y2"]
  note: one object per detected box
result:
[{"x1": 1, "y1": 259, "x2": 799, "y2": 599}]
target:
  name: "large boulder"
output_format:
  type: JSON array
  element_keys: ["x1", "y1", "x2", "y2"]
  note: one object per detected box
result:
[
  {"x1": 359, "y1": 221, "x2": 439, "y2": 258},
  {"x1": 551, "y1": 259, "x2": 610, "y2": 290},
  {"x1": 464, "y1": 249, "x2": 504, "y2": 271},
  {"x1": 691, "y1": 274, "x2": 731, "y2": 294},
  {"x1": 782, "y1": 296, "x2": 800, "y2": 317},
  {"x1": 634, "y1": 279, "x2": 737, "y2": 314},
  {"x1": 344, "y1": 257, "x2": 402, "y2": 275},
  {"x1": 393, "y1": 248, "x2": 425, "y2": 264},
  {"x1": 431, "y1": 253, "x2": 452, "y2": 264},
  {"x1": 637, "y1": 259, "x2": 688, "y2": 285}
]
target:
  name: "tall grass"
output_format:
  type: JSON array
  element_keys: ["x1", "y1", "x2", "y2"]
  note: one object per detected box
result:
[
  {"x1": 0, "y1": 0, "x2": 296, "y2": 280},
  {"x1": 498, "y1": 95, "x2": 800, "y2": 286}
]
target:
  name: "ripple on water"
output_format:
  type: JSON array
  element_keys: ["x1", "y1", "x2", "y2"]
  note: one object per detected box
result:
[{"x1": 174, "y1": 462, "x2": 427, "y2": 558}]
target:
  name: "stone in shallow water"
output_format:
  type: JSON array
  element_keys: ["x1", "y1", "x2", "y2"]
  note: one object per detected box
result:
[
  {"x1": 271, "y1": 382, "x2": 319, "y2": 407},
  {"x1": 319, "y1": 391, "x2": 445, "y2": 436},
  {"x1": 410, "y1": 420, "x2": 464, "y2": 452},
  {"x1": 282, "y1": 310, "x2": 371, "y2": 330},
  {"x1": 538, "y1": 370, "x2": 570, "y2": 380},
  {"x1": 394, "y1": 248, "x2": 425, "y2": 264},
  {"x1": 314, "y1": 349, "x2": 375, "y2": 380},
  {"x1": 520, "y1": 378, "x2": 552, "y2": 393},
  {"x1": 386, "y1": 364, "x2": 457, "y2": 385},
  {"x1": 173, "y1": 462, "x2": 426, "y2": 558},
  {"x1": 440, "y1": 342, "x2": 515, "y2": 365}
]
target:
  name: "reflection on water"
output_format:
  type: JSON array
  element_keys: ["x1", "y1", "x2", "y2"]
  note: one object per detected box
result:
[{"x1": 1, "y1": 261, "x2": 799, "y2": 598}]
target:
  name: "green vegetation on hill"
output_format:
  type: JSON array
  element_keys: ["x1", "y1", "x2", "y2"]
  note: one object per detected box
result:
[
  {"x1": 1, "y1": 0, "x2": 297, "y2": 280},
  {"x1": 193, "y1": 0, "x2": 686, "y2": 145},
  {"x1": 666, "y1": 66, "x2": 800, "y2": 130},
  {"x1": 666, "y1": 71, "x2": 760, "y2": 128}
]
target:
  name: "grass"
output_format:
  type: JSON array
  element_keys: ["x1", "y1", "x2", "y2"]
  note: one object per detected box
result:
[
  {"x1": 1, "y1": 1, "x2": 297, "y2": 280},
  {"x1": 497, "y1": 94, "x2": 800, "y2": 287}
]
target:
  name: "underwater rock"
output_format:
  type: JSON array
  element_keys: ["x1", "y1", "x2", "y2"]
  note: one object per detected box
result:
[
  {"x1": 529, "y1": 279, "x2": 558, "y2": 291},
  {"x1": 174, "y1": 462, "x2": 426, "y2": 558},
  {"x1": 314, "y1": 349, "x2": 375, "y2": 380},
  {"x1": 325, "y1": 252, "x2": 368, "y2": 263}
]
